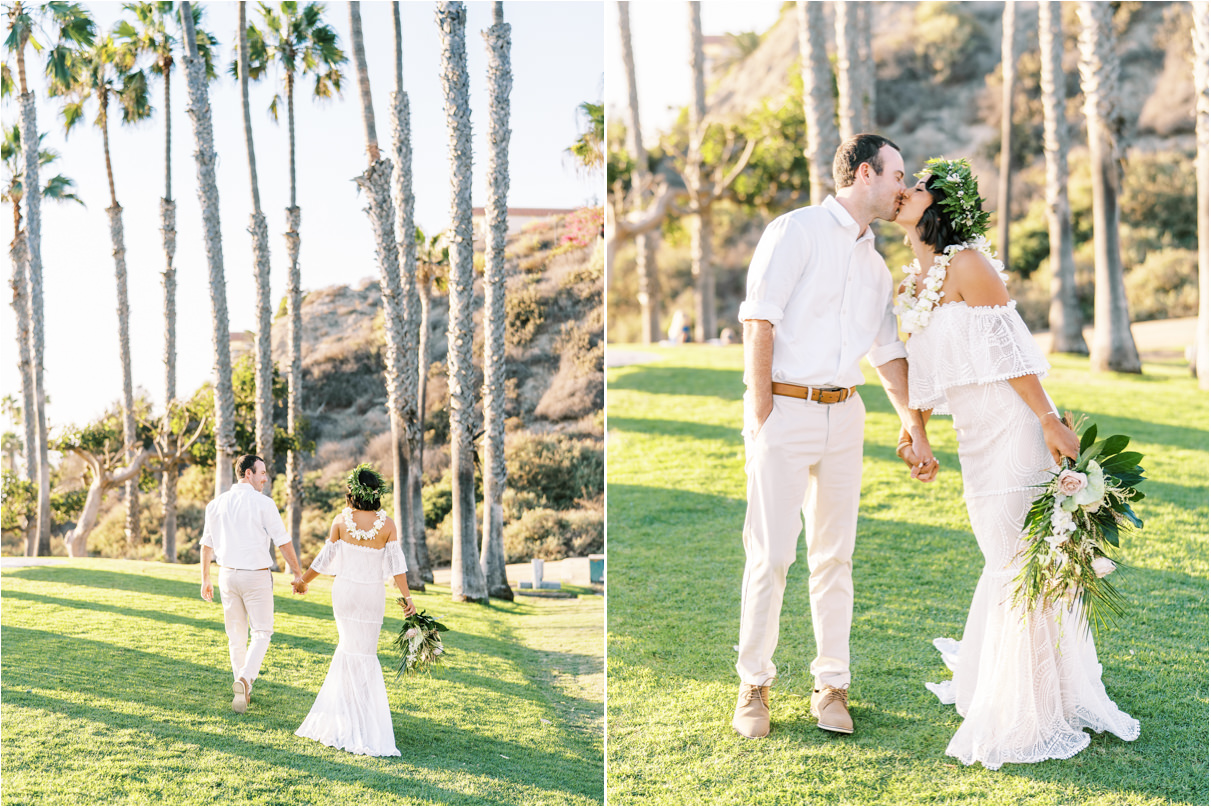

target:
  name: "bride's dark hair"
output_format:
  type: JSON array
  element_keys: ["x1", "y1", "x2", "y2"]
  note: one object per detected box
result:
[
  {"x1": 346, "y1": 466, "x2": 383, "y2": 511},
  {"x1": 915, "y1": 173, "x2": 971, "y2": 253}
]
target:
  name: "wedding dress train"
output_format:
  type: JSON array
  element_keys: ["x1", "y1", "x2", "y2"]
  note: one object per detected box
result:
[
  {"x1": 295, "y1": 537, "x2": 409, "y2": 757},
  {"x1": 908, "y1": 300, "x2": 1139, "y2": 770}
]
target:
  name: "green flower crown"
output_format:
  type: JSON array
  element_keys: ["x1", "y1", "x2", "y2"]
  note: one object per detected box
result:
[
  {"x1": 347, "y1": 463, "x2": 386, "y2": 502},
  {"x1": 917, "y1": 157, "x2": 992, "y2": 243}
]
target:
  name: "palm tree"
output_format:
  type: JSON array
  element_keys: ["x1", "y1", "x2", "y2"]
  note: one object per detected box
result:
[
  {"x1": 233, "y1": 2, "x2": 276, "y2": 513},
  {"x1": 996, "y1": 0, "x2": 1016, "y2": 272},
  {"x1": 179, "y1": 0, "x2": 237, "y2": 492},
  {"x1": 53, "y1": 33, "x2": 151, "y2": 551},
  {"x1": 413, "y1": 227, "x2": 447, "y2": 583},
  {"x1": 245, "y1": 0, "x2": 345, "y2": 559},
  {"x1": 568, "y1": 100, "x2": 603, "y2": 172},
  {"x1": 1076, "y1": 0, "x2": 1140, "y2": 373},
  {"x1": 834, "y1": 1, "x2": 861, "y2": 142},
  {"x1": 5, "y1": 0, "x2": 95, "y2": 555},
  {"x1": 1194, "y1": 1, "x2": 1209, "y2": 389},
  {"x1": 347, "y1": 2, "x2": 419, "y2": 590},
  {"x1": 116, "y1": 1, "x2": 217, "y2": 559},
  {"x1": 480, "y1": 0, "x2": 512, "y2": 601},
  {"x1": 437, "y1": 0, "x2": 488, "y2": 604},
  {"x1": 2, "y1": 124, "x2": 81, "y2": 554},
  {"x1": 798, "y1": 0, "x2": 838, "y2": 205},
  {"x1": 387, "y1": 0, "x2": 425, "y2": 591},
  {"x1": 1038, "y1": 0, "x2": 1086, "y2": 355},
  {"x1": 617, "y1": 0, "x2": 659, "y2": 344},
  {"x1": 856, "y1": 1, "x2": 874, "y2": 131},
  {"x1": 686, "y1": 1, "x2": 714, "y2": 342}
]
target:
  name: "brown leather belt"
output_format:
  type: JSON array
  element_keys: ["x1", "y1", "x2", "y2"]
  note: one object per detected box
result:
[{"x1": 771, "y1": 382, "x2": 857, "y2": 404}]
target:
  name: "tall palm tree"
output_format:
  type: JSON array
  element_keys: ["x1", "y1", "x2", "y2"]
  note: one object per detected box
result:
[
  {"x1": 246, "y1": 0, "x2": 345, "y2": 561},
  {"x1": 686, "y1": 0, "x2": 714, "y2": 343},
  {"x1": 1038, "y1": 0, "x2": 1085, "y2": 355},
  {"x1": 437, "y1": 0, "x2": 487, "y2": 604},
  {"x1": 347, "y1": 2, "x2": 418, "y2": 589},
  {"x1": 5, "y1": 0, "x2": 95, "y2": 556},
  {"x1": 2, "y1": 124, "x2": 81, "y2": 554},
  {"x1": 834, "y1": 0, "x2": 861, "y2": 142},
  {"x1": 856, "y1": 1, "x2": 874, "y2": 131},
  {"x1": 617, "y1": 1, "x2": 659, "y2": 344},
  {"x1": 480, "y1": 0, "x2": 511, "y2": 601},
  {"x1": 1194, "y1": 0, "x2": 1209, "y2": 389},
  {"x1": 996, "y1": 0, "x2": 1016, "y2": 271},
  {"x1": 798, "y1": 0, "x2": 838, "y2": 205},
  {"x1": 387, "y1": 0, "x2": 425, "y2": 591},
  {"x1": 180, "y1": 0, "x2": 237, "y2": 492},
  {"x1": 235, "y1": 1, "x2": 276, "y2": 518},
  {"x1": 1076, "y1": 0, "x2": 1140, "y2": 374},
  {"x1": 53, "y1": 33, "x2": 151, "y2": 551},
  {"x1": 116, "y1": 0, "x2": 217, "y2": 560},
  {"x1": 413, "y1": 225, "x2": 447, "y2": 583}
]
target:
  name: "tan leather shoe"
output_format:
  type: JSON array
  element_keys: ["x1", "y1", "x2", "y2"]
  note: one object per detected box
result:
[
  {"x1": 811, "y1": 685, "x2": 853, "y2": 734},
  {"x1": 732, "y1": 682, "x2": 771, "y2": 739},
  {"x1": 232, "y1": 678, "x2": 249, "y2": 713}
]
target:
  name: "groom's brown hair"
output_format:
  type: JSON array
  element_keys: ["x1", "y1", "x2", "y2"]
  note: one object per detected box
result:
[{"x1": 833, "y1": 134, "x2": 900, "y2": 189}]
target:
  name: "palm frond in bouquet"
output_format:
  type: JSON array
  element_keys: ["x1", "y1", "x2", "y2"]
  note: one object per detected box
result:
[
  {"x1": 1012, "y1": 413, "x2": 1146, "y2": 635},
  {"x1": 392, "y1": 601, "x2": 449, "y2": 677}
]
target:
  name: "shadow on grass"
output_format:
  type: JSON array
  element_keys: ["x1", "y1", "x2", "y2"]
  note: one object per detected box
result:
[{"x1": 1, "y1": 625, "x2": 604, "y2": 804}]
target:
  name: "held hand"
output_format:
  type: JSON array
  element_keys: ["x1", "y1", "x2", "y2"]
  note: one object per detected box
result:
[
  {"x1": 201, "y1": 580, "x2": 213, "y2": 602},
  {"x1": 292, "y1": 578, "x2": 308, "y2": 595},
  {"x1": 1042, "y1": 415, "x2": 1080, "y2": 466},
  {"x1": 907, "y1": 432, "x2": 939, "y2": 483}
]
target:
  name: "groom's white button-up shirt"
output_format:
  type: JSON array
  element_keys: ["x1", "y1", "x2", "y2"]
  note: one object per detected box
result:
[
  {"x1": 201, "y1": 482, "x2": 292, "y2": 570},
  {"x1": 738, "y1": 195, "x2": 906, "y2": 388}
]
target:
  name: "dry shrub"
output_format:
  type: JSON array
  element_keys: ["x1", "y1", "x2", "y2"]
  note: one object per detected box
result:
[
  {"x1": 1125, "y1": 248, "x2": 1199, "y2": 322},
  {"x1": 503, "y1": 506, "x2": 603, "y2": 563},
  {"x1": 505, "y1": 432, "x2": 603, "y2": 509}
]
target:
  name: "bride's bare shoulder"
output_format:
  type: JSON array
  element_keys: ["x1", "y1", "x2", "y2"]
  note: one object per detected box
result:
[{"x1": 949, "y1": 249, "x2": 1010, "y2": 306}]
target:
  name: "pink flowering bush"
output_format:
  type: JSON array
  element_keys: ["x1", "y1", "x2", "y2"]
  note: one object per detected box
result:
[{"x1": 562, "y1": 206, "x2": 604, "y2": 248}]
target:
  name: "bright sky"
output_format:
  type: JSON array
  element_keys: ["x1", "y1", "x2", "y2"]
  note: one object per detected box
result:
[
  {"x1": 604, "y1": 0, "x2": 783, "y2": 145},
  {"x1": 1, "y1": 0, "x2": 604, "y2": 435}
]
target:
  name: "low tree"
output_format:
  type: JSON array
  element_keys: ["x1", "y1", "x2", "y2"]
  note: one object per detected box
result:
[{"x1": 141, "y1": 400, "x2": 207, "y2": 562}]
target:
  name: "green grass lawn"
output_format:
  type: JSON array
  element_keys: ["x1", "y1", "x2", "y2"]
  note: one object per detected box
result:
[
  {"x1": 605, "y1": 345, "x2": 1208, "y2": 806},
  {"x1": 1, "y1": 560, "x2": 603, "y2": 805}
]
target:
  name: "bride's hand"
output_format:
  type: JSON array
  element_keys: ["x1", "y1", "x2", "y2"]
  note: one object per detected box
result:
[
  {"x1": 1042, "y1": 414, "x2": 1080, "y2": 465},
  {"x1": 909, "y1": 432, "x2": 939, "y2": 483}
]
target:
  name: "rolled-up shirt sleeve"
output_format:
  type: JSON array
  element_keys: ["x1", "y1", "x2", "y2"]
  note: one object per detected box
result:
[
  {"x1": 200, "y1": 501, "x2": 216, "y2": 549},
  {"x1": 867, "y1": 277, "x2": 908, "y2": 367},
  {"x1": 258, "y1": 497, "x2": 293, "y2": 547},
  {"x1": 738, "y1": 214, "x2": 808, "y2": 324}
]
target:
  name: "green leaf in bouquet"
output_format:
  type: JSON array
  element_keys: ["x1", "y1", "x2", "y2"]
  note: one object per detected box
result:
[
  {"x1": 1101, "y1": 519, "x2": 1120, "y2": 547},
  {"x1": 1115, "y1": 502, "x2": 1143, "y2": 529},
  {"x1": 1098, "y1": 434, "x2": 1130, "y2": 457},
  {"x1": 1128, "y1": 489, "x2": 1146, "y2": 502},
  {"x1": 1100, "y1": 451, "x2": 1144, "y2": 472},
  {"x1": 1079, "y1": 423, "x2": 1098, "y2": 453}
]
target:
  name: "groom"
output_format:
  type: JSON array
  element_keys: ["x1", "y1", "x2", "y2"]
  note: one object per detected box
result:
[
  {"x1": 732, "y1": 134, "x2": 936, "y2": 740},
  {"x1": 200, "y1": 454, "x2": 305, "y2": 713}
]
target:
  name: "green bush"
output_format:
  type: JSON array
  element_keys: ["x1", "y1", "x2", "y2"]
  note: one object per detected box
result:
[
  {"x1": 502, "y1": 506, "x2": 603, "y2": 563},
  {"x1": 423, "y1": 476, "x2": 453, "y2": 529},
  {"x1": 1125, "y1": 248, "x2": 1199, "y2": 322},
  {"x1": 912, "y1": 2, "x2": 987, "y2": 85},
  {"x1": 506, "y1": 283, "x2": 546, "y2": 347},
  {"x1": 506, "y1": 434, "x2": 603, "y2": 511}
]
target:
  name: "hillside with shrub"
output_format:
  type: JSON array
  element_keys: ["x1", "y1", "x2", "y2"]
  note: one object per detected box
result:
[{"x1": 3, "y1": 212, "x2": 604, "y2": 569}]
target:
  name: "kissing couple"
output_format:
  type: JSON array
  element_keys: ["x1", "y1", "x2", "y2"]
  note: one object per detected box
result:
[
  {"x1": 732, "y1": 133, "x2": 1139, "y2": 769},
  {"x1": 201, "y1": 455, "x2": 416, "y2": 757}
]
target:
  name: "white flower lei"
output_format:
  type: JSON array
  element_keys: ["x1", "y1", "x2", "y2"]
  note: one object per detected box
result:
[
  {"x1": 342, "y1": 506, "x2": 387, "y2": 542},
  {"x1": 893, "y1": 235, "x2": 1007, "y2": 333}
]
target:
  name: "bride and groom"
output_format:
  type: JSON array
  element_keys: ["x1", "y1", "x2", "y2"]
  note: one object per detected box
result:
[
  {"x1": 200, "y1": 456, "x2": 415, "y2": 757},
  {"x1": 732, "y1": 133, "x2": 1139, "y2": 769}
]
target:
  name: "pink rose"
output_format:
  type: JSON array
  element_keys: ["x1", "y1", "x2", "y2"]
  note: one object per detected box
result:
[
  {"x1": 405, "y1": 628, "x2": 418, "y2": 639},
  {"x1": 1091, "y1": 556, "x2": 1116, "y2": 578},
  {"x1": 1057, "y1": 469, "x2": 1088, "y2": 497}
]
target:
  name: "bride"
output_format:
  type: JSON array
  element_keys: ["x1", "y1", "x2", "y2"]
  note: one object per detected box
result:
[
  {"x1": 892, "y1": 158, "x2": 1139, "y2": 769},
  {"x1": 294, "y1": 463, "x2": 416, "y2": 757}
]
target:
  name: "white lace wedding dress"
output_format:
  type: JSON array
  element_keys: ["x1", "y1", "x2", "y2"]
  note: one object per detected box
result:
[
  {"x1": 908, "y1": 299, "x2": 1139, "y2": 770},
  {"x1": 295, "y1": 535, "x2": 409, "y2": 757}
]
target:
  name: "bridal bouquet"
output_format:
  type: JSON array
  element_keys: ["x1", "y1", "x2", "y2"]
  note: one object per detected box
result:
[
  {"x1": 393, "y1": 601, "x2": 449, "y2": 677},
  {"x1": 1012, "y1": 414, "x2": 1146, "y2": 633}
]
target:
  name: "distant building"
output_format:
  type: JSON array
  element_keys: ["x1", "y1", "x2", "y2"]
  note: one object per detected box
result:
[{"x1": 471, "y1": 207, "x2": 579, "y2": 240}]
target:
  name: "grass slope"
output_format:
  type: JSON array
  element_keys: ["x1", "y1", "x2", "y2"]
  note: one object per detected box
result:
[
  {"x1": 605, "y1": 345, "x2": 1208, "y2": 806},
  {"x1": 1, "y1": 560, "x2": 603, "y2": 806}
]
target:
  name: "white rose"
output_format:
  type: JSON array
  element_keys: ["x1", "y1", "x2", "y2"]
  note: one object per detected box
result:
[
  {"x1": 1091, "y1": 556, "x2": 1116, "y2": 578},
  {"x1": 1045, "y1": 533, "x2": 1067, "y2": 549}
]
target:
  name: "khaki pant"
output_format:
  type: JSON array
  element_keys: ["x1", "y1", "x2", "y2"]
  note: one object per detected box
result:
[
  {"x1": 737, "y1": 392, "x2": 865, "y2": 689},
  {"x1": 218, "y1": 567, "x2": 275, "y2": 684}
]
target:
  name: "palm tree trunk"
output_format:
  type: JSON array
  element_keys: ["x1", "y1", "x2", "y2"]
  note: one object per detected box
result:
[
  {"x1": 239, "y1": 2, "x2": 275, "y2": 504},
  {"x1": 349, "y1": 2, "x2": 380, "y2": 163},
  {"x1": 162, "y1": 461, "x2": 178, "y2": 561},
  {"x1": 18, "y1": 88, "x2": 51, "y2": 556},
  {"x1": 1077, "y1": 0, "x2": 1140, "y2": 374},
  {"x1": 390, "y1": 0, "x2": 426, "y2": 592},
  {"x1": 1194, "y1": 0, "x2": 1209, "y2": 388},
  {"x1": 857, "y1": 1, "x2": 875, "y2": 131},
  {"x1": 160, "y1": 55, "x2": 181, "y2": 561},
  {"x1": 437, "y1": 0, "x2": 488, "y2": 604},
  {"x1": 834, "y1": 1, "x2": 861, "y2": 142},
  {"x1": 799, "y1": 0, "x2": 838, "y2": 205},
  {"x1": 688, "y1": 2, "x2": 714, "y2": 343},
  {"x1": 107, "y1": 202, "x2": 141, "y2": 551},
  {"x1": 181, "y1": 1, "x2": 237, "y2": 492},
  {"x1": 618, "y1": 2, "x2": 660, "y2": 344},
  {"x1": 9, "y1": 231, "x2": 38, "y2": 556},
  {"x1": 480, "y1": 1, "x2": 512, "y2": 600},
  {"x1": 997, "y1": 0, "x2": 1016, "y2": 272},
  {"x1": 415, "y1": 280, "x2": 434, "y2": 582},
  {"x1": 284, "y1": 70, "x2": 304, "y2": 560},
  {"x1": 1039, "y1": 0, "x2": 1086, "y2": 355}
]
